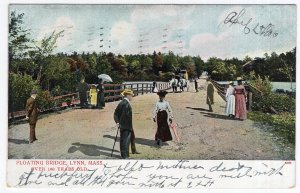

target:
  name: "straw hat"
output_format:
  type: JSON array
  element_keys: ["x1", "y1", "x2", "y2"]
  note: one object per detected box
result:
[
  {"x1": 121, "y1": 89, "x2": 134, "y2": 96},
  {"x1": 228, "y1": 81, "x2": 234, "y2": 85},
  {"x1": 236, "y1": 77, "x2": 243, "y2": 81}
]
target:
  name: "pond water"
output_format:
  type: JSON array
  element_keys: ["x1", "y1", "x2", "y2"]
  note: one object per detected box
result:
[{"x1": 217, "y1": 81, "x2": 296, "y2": 91}]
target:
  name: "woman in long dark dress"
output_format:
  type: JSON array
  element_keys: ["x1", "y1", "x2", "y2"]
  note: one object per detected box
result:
[
  {"x1": 152, "y1": 90, "x2": 173, "y2": 145},
  {"x1": 96, "y1": 78, "x2": 105, "y2": 109}
]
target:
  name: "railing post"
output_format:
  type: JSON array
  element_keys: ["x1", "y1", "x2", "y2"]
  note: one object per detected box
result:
[
  {"x1": 113, "y1": 85, "x2": 116, "y2": 101},
  {"x1": 248, "y1": 92, "x2": 252, "y2": 111},
  {"x1": 146, "y1": 84, "x2": 148, "y2": 93},
  {"x1": 142, "y1": 84, "x2": 144, "y2": 95}
]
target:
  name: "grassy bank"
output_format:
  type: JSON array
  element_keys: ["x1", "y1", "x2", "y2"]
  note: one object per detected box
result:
[{"x1": 248, "y1": 111, "x2": 295, "y2": 146}]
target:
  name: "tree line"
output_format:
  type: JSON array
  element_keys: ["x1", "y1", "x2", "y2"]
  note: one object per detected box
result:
[{"x1": 9, "y1": 11, "x2": 296, "y2": 112}]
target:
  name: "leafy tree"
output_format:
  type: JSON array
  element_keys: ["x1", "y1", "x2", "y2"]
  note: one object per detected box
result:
[
  {"x1": 193, "y1": 56, "x2": 205, "y2": 78},
  {"x1": 152, "y1": 51, "x2": 163, "y2": 75},
  {"x1": 163, "y1": 51, "x2": 178, "y2": 72},
  {"x1": 9, "y1": 11, "x2": 33, "y2": 73},
  {"x1": 204, "y1": 57, "x2": 222, "y2": 75},
  {"x1": 9, "y1": 11, "x2": 31, "y2": 58},
  {"x1": 29, "y1": 30, "x2": 64, "y2": 85}
]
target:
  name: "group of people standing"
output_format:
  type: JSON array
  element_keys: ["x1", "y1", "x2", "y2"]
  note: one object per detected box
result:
[
  {"x1": 77, "y1": 77, "x2": 105, "y2": 109},
  {"x1": 225, "y1": 77, "x2": 247, "y2": 120},
  {"x1": 170, "y1": 76, "x2": 188, "y2": 92}
]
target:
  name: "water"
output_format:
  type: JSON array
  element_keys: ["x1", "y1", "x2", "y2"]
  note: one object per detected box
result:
[
  {"x1": 217, "y1": 81, "x2": 296, "y2": 92},
  {"x1": 271, "y1": 82, "x2": 296, "y2": 92}
]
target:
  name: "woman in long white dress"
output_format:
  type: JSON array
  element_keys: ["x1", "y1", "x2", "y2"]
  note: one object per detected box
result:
[{"x1": 225, "y1": 81, "x2": 235, "y2": 118}]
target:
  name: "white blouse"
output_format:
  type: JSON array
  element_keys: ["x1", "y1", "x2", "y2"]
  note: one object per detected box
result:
[
  {"x1": 152, "y1": 100, "x2": 173, "y2": 119},
  {"x1": 226, "y1": 85, "x2": 235, "y2": 98}
]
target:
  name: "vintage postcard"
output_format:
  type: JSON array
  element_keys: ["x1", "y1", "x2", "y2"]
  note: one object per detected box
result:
[{"x1": 2, "y1": 0, "x2": 299, "y2": 192}]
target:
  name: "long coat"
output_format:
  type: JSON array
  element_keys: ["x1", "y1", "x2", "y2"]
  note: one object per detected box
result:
[
  {"x1": 114, "y1": 99, "x2": 133, "y2": 131},
  {"x1": 206, "y1": 83, "x2": 214, "y2": 104},
  {"x1": 26, "y1": 97, "x2": 38, "y2": 124},
  {"x1": 77, "y1": 82, "x2": 90, "y2": 102}
]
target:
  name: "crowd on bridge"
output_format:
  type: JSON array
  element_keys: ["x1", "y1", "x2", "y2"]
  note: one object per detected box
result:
[{"x1": 24, "y1": 75, "x2": 247, "y2": 159}]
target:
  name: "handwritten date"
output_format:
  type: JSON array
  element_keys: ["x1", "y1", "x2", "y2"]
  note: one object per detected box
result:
[{"x1": 223, "y1": 8, "x2": 278, "y2": 37}]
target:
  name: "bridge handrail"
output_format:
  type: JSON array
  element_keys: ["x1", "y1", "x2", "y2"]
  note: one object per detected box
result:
[
  {"x1": 9, "y1": 81, "x2": 171, "y2": 120},
  {"x1": 209, "y1": 79, "x2": 227, "y2": 101}
]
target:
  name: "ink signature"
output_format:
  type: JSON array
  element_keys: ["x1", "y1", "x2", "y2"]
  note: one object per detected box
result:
[{"x1": 222, "y1": 8, "x2": 278, "y2": 37}]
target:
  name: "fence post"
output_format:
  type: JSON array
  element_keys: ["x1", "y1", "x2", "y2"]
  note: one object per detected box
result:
[
  {"x1": 146, "y1": 84, "x2": 148, "y2": 93},
  {"x1": 142, "y1": 84, "x2": 144, "y2": 95},
  {"x1": 248, "y1": 92, "x2": 252, "y2": 111},
  {"x1": 113, "y1": 85, "x2": 116, "y2": 101}
]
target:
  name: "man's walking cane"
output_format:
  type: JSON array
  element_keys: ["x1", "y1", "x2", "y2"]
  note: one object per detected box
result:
[{"x1": 111, "y1": 125, "x2": 120, "y2": 157}]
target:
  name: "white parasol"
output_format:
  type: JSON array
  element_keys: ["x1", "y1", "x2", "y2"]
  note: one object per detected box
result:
[{"x1": 98, "y1": 74, "x2": 113, "y2": 82}]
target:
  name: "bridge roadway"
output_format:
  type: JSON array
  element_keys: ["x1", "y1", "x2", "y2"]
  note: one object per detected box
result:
[{"x1": 8, "y1": 76, "x2": 294, "y2": 160}]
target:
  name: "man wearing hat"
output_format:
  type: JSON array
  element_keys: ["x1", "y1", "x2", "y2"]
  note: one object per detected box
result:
[
  {"x1": 25, "y1": 90, "x2": 39, "y2": 143},
  {"x1": 77, "y1": 77, "x2": 90, "y2": 108},
  {"x1": 113, "y1": 89, "x2": 139, "y2": 158}
]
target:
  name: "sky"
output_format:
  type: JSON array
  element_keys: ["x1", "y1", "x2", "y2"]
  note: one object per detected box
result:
[{"x1": 9, "y1": 4, "x2": 297, "y2": 61}]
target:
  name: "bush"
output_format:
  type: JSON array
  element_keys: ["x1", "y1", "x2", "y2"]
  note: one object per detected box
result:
[
  {"x1": 9, "y1": 73, "x2": 39, "y2": 112},
  {"x1": 36, "y1": 90, "x2": 55, "y2": 111},
  {"x1": 265, "y1": 93, "x2": 295, "y2": 113},
  {"x1": 249, "y1": 73, "x2": 295, "y2": 113},
  {"x1": 252, "y1": 92, "x2": 295, "y2": 113}
]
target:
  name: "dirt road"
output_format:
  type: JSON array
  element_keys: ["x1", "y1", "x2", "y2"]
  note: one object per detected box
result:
[{"x1": 8, "y1": 78, "x2": 294, "y2": 160}]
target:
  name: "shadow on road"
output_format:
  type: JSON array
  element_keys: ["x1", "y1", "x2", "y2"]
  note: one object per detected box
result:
[
  {"x1": 103, "y1": 135, "x2": 168, "y2": 147},
  {"x1": 200, "y1": 112, "x2": 232, "y2": 120},
  {"x1": 68, "y1": 142, "x2": 120, "y2": 158},
  {"x1": 8, "y1": 138, "x2": 28, "y2": 144},
  {"x1": 186, "y1": 107, "x2": 212, "y2": 112}
]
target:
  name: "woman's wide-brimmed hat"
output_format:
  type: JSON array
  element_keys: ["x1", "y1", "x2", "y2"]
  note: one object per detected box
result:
[
  {"x1": 157, "y1": 90, "x2": 168, "y2": 97},
  {"x1": 236, "y1": 77, "x2": 243, "y2": 81},
  {"x1": 228, "y1": 81, "x2": 234, "y2": 85},
  {"x1": 121, "y1": 89, "x2": 134, "y2": 96}
]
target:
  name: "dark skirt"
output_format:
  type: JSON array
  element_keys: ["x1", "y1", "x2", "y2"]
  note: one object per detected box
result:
[
  {"x1": 97, "y1": 92, "x2": 105, "y2": 108},
  {"x1": 155, "y1": 110, "x2": 172, "y2": 142}
]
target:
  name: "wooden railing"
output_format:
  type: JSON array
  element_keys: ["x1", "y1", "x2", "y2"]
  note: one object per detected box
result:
[
  {"x1": 8, "y1": 82, "x2": 171, "y2": 120},
  {"x1": 209, "y1": 79, "x2": 227, "y2": 101}
]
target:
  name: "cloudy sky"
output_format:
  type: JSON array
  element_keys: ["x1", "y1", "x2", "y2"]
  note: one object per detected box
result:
[{"x1": 10, "y1": 4, "x2": 296, "y2": 61}]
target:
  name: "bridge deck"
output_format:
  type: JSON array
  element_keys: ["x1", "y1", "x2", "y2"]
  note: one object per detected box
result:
[{"x1": 8, "y1": 77, "x2": 294, "y2": 160}]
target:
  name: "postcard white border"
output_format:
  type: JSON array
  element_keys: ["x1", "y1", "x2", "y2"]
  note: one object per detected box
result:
[{"x1": 1, "y1": 0, "x2": 299, "y2": 193}]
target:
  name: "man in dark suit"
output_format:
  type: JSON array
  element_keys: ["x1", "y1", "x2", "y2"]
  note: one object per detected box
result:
[
  {"x1": 25, "y1": 90, "x2": 38, "y2": 143},
  {"x1": 113, "y1": 89, "x2": 139, "y2": 159},
  {"x1": 77, "y1": 77, "x2": 90, "y2": 108}
]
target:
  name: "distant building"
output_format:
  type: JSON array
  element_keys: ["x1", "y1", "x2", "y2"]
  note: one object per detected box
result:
[{"x1": 242, "y1": 57, "x2": 264, "y2": 72}]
